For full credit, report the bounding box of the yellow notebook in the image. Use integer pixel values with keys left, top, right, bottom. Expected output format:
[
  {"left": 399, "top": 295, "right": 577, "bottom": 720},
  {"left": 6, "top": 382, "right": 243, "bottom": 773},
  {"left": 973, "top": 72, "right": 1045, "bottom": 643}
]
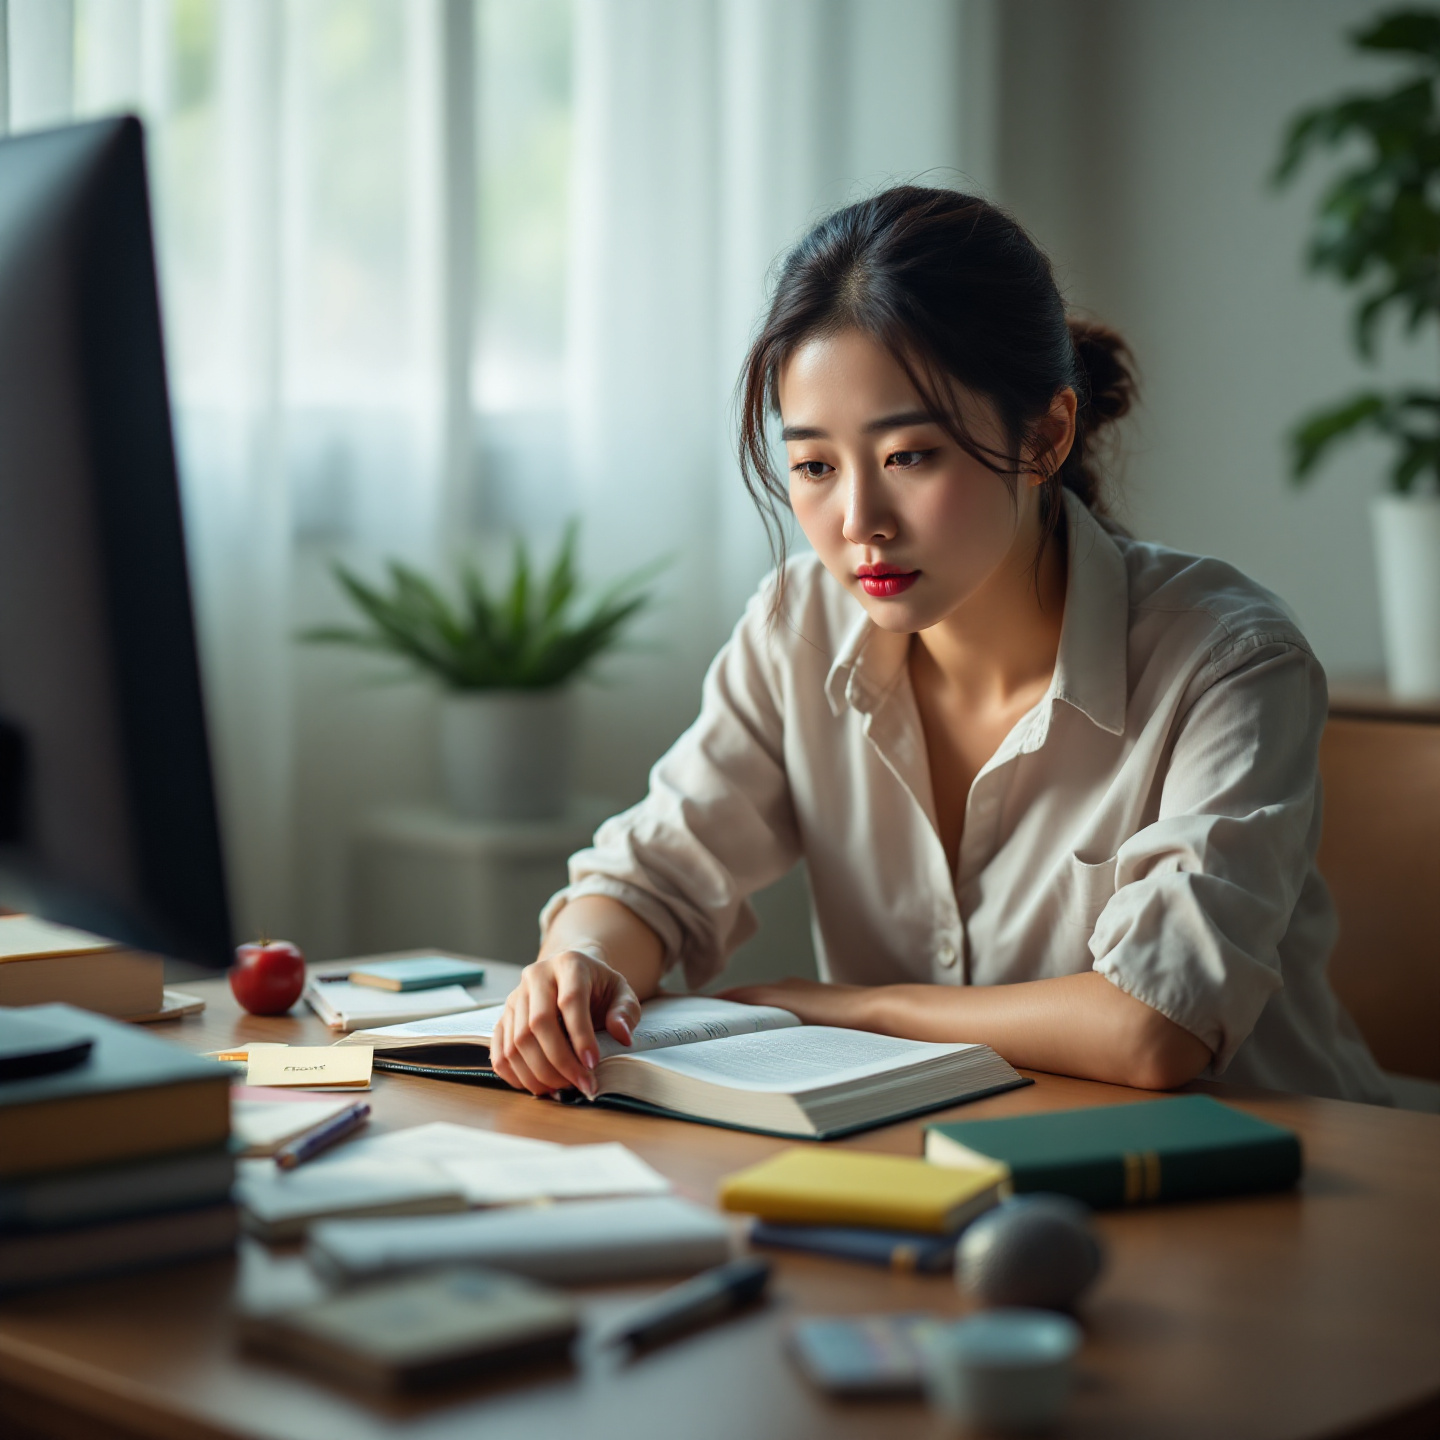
[{"left": 719, "top": 1148, "right": 1010, "bottom": 1234}]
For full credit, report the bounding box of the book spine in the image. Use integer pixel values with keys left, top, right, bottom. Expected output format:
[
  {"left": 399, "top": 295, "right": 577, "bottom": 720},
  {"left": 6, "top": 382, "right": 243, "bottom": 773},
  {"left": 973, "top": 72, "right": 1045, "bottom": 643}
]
[
  {"left": 1010, "top": 1134, "right": 1303, "bottom": 1207},
  {"left": 1147, "top": 1134, "right": 1304, "bottom": 1203}
]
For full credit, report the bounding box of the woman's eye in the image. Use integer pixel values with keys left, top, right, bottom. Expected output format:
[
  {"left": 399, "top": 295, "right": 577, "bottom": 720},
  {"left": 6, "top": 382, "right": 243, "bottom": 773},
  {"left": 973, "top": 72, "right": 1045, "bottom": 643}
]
[
  {"left": 887, "top": 449, "right": 934, "bottom": 469},
  {"left": 791, "top": 459, "right": 833, "bottom": 480}
]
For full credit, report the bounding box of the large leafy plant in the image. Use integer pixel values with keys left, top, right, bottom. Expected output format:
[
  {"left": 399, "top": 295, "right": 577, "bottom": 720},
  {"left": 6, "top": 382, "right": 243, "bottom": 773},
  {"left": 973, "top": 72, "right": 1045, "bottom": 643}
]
[
  {"left": 303, "top": 524, "right": 661, "bottom": 690},
  {"left": 1272, "top": 8, "right": 1440, "bottom": 492}
]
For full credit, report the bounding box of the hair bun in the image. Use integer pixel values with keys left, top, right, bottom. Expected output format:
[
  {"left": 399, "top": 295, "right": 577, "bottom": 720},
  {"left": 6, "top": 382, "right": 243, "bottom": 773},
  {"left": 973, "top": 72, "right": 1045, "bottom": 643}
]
[{"left": 1068, "top": 318, "right": 1136, "bottom": 430}]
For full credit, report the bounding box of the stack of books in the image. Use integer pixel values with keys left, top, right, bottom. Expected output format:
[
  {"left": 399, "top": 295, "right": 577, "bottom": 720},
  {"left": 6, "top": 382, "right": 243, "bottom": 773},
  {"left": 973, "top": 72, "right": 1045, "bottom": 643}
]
[
  {"left": 0, "top": 1004, "right": 236, "bottom": 1293},
  {"left": 720, "top": 1148, "right": 1010, "bottom": 1274}
]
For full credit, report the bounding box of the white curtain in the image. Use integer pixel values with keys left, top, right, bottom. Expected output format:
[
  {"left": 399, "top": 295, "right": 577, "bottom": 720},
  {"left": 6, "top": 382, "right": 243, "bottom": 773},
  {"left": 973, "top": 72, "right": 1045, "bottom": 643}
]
[
  {"left": 568, "top": 0, "right": 993, "bottom": 800},
  {"left": 2, "top": 0, "right": 993, "bottom": 962}
]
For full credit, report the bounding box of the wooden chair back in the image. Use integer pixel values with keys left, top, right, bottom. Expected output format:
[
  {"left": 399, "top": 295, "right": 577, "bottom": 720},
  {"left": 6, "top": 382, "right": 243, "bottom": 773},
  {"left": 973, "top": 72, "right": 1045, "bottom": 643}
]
[{"left": 1317, "top": 710, "right": 1440, "bottom": 1081}]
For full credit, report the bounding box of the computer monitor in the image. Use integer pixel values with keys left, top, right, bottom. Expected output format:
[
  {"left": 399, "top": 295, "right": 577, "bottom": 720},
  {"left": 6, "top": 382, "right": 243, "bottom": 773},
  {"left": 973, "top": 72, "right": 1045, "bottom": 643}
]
[{"left": 0, "top": 116, "right": 233, "bottom": 968}]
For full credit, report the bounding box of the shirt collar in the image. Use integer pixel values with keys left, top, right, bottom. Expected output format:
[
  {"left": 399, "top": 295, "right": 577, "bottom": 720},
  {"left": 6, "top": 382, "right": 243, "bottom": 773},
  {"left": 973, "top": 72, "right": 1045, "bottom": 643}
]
[
  {"left": 823, "top": 489, "right": 1129, "bottom": 734},
  {"left": 1052, "top": 490, "right": 1129, "bottom": 736}
]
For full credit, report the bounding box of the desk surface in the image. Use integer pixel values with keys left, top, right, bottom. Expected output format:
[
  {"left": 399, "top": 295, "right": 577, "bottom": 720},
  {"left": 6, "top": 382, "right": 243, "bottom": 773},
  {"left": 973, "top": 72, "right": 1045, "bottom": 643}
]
[{"left": 2, "top": 967, "right": 1438, "bottom": 1440}]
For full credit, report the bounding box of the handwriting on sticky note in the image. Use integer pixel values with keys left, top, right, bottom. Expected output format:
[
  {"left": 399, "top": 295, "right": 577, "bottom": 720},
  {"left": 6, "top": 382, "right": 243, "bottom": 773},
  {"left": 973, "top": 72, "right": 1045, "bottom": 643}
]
[{"left": 246, "top": 1045, "right": 373, "bottom": 1089}]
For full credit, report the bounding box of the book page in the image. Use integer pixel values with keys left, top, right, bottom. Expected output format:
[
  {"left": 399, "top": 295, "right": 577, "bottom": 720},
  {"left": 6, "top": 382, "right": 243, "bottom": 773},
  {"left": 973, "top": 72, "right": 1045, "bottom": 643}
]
[
  {"left": 597, "top": 996, "right": 799, "bottom": 1059},
  {"left": 611, "top": 1025, "right": 977, "bottom": 1093},
  {"left": 347, "top": 995, "right": 798, "bottom": 1058}
]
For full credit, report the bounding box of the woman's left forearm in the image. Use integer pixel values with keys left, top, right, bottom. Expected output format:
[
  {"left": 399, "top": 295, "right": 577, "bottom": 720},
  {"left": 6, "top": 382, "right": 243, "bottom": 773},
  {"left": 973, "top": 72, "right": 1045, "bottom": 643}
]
[
  {"left": 862, "top": 972, "right": 1212, "bottom": 1089},
  {"left": 724, "top": 971, "right": 1213, "bottom": 1090}
]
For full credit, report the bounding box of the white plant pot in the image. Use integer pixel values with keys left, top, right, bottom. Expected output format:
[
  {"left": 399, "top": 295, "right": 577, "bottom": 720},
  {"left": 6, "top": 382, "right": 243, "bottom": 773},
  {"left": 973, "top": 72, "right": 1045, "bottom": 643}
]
[
  {"left": 1371, "top": 493, "right": 1440, "bottom": 699},
  {"left": 438, "top": 688, "right": 575, "bottom": 822}
]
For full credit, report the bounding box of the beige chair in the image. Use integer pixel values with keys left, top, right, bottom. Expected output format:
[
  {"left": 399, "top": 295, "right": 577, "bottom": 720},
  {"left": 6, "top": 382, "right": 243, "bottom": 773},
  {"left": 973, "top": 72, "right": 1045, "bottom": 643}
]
[{"left": 1317, "top": 700, "right": 1440, "bottom": 1085}]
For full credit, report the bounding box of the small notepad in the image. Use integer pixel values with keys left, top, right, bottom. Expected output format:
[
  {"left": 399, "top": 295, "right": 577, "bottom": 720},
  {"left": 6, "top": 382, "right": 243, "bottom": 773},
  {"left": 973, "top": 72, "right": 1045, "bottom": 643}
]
[
  {"left": 348, "top": 956, "right": 488, "bottom": 992},
  {"left": 305, "top": 979, "right": 478, "bottom": 1033},
  {"left": 247, "top": 1045, "right": 373, "bottom": 1090}
]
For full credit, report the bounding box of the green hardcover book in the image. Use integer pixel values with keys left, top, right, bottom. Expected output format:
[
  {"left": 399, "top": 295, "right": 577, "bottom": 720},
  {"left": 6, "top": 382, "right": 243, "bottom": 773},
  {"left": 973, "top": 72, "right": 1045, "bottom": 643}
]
[{"left": 924, "top": 1095, "right": 1302, "bottom": 1208}]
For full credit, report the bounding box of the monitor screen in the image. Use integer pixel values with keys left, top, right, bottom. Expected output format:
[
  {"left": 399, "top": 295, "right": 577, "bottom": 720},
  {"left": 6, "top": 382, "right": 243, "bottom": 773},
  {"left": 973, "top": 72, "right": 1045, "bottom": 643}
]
[{"left": 0, "top": 116, "right": 232, "bottom": 967}]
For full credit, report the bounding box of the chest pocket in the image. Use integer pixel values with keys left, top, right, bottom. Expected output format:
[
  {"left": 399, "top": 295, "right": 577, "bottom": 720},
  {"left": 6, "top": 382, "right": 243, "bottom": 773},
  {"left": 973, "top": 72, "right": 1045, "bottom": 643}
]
[{"left": 1062, "top": 853, "right": 1119, "bottom": 931}]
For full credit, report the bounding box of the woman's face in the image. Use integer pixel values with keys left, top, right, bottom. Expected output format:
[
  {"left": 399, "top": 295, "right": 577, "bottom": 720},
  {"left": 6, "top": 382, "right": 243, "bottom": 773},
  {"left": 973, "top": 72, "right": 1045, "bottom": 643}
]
[{"left": 778, "top": 328, "right": 1042, "bottom": 635}]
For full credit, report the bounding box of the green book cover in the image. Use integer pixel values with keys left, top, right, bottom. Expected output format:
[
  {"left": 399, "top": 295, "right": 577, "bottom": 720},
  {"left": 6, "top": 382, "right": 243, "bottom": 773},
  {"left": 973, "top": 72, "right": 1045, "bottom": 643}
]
[{"left": 924, "top": 1095, "right": 1302, "bottom": 1208}]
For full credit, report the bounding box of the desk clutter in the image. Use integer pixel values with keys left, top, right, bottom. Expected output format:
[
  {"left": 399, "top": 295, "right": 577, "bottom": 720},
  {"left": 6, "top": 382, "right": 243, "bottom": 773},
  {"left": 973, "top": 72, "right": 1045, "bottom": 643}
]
[
  {"left": 302, "top": 951, "right": 492, "bottom": 1031},
  {"left": 0, "top": 1005, "right": 236, "bottom": 1294},
  {"left": 0, "top": 971, "right": 1315, "bottom": 1432},
  {"left": 233, "top": 1120, "right": 674, "bottom": 1244}
]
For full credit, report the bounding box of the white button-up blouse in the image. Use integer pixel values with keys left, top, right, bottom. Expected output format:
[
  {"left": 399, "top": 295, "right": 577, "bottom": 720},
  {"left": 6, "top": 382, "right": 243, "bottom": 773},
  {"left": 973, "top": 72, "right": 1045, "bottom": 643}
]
[{"left": 544, "top": 493, "right": 1391, "bottom": 1104}]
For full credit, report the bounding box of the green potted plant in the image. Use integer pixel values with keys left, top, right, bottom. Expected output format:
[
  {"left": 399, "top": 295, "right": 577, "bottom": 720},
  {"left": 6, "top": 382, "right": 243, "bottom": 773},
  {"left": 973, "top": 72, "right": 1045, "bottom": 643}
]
[
  {"left": 1273, "top": 8, "right": 1440, "bottom": 697},
  {"left": 304, "top": 524, "right": 661, "bottom": 821}
]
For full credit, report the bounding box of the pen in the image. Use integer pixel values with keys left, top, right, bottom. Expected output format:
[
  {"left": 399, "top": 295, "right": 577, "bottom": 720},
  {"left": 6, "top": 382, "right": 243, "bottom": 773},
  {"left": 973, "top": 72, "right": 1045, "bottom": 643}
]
[
  {"left": 606, "top": 1257, "right": 772, "bottom": 1353},
  {"left": 273, "top": 1100, "right": 372, "bottom": 1170}
]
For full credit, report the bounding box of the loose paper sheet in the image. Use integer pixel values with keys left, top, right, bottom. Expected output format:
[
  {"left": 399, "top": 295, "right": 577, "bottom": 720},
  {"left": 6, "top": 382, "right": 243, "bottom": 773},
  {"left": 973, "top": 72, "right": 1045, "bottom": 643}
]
[
  {"left": 439, "top": 1143, "right": 671, "bottom": 1205},
  {"left": 231, "top": 1092, "right": 361, "bottom": 1154},
  {"left": 308, "top": 1121, "right": 670, "bottom": 1206}
]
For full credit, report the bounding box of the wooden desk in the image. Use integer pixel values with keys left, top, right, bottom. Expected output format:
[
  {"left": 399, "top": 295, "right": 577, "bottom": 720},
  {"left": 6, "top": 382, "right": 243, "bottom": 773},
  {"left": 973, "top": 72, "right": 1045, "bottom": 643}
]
[{"left": 2, "top": 970, "right": 1438, "bottom": 1440}]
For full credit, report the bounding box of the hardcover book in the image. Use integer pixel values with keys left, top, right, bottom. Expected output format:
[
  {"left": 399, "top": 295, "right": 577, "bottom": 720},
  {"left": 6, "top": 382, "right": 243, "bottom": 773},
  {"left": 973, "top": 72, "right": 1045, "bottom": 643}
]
[
  {"left": 0, "top": 1005, "right": 230, "bottom": 1179},
  {"left": 924, "top": 1095, "right": 1303, "bottom": 1207},
  {"left": 239, "top": 1267, "right": 577, "bottom": 1391},
  {"left": 337, "top": 996, "right": 1027, "bottom": 1139},
  {"left": 0, "top": 914, "right": 163, "bottom": 1017}
]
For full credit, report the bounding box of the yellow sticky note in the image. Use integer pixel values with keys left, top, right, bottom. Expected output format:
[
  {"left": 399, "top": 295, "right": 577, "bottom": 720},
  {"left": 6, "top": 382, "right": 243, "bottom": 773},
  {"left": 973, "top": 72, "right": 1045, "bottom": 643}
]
[{"left": 246, "top": 1045, "right": 373, "bottom": 1090}]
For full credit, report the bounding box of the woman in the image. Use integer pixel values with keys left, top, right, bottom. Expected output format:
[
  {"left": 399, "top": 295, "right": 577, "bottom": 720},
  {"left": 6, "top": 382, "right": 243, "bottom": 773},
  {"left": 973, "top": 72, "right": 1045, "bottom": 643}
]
[{"left": 491, "top": 186, "right": 1390, "bottom": 1106}]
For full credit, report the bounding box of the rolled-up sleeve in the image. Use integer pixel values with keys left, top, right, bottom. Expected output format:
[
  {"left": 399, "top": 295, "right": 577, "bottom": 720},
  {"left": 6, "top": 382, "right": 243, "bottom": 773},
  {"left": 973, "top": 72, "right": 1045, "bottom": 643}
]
[
  {"left": 1089, "top": 633, "right": 1328, "bottom": 1071},
  {"left": 539, "top": 582, "right": 802, "bottom": 990}
]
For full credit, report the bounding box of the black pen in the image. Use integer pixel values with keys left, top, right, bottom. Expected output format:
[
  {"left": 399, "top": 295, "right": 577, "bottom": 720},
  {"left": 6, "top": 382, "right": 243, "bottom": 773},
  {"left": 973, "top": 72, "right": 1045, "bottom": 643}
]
[{"left": 606, "top": 1257, "right": 772, "bottom": 1353}]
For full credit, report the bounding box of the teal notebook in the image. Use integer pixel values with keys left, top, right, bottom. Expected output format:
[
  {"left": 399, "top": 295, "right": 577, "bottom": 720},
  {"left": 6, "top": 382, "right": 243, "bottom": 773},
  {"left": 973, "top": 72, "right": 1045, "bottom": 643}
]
[
  {"left": 348, "top": 956, "right": 487, "bottom": 992},
  {"left": 924, "top": 1095, "right": 1302, "bottom": 1208}
]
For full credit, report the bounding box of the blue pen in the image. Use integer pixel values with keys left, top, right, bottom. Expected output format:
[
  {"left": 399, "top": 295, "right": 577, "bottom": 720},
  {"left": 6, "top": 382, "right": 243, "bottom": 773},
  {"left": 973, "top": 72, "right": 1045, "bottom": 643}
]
[{"left": 273, "top": 1101, "right": 372, "bottom": 1170}]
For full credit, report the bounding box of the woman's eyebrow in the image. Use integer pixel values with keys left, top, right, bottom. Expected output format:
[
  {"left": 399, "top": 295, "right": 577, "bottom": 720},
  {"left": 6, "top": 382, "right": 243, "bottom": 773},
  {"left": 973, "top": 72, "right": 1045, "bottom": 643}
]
[
  {"left": 863, "top": 409, "right": 937, "bottom": 433},
  {"left": 781, "top": 410, "right": 937, "bottom": 442}
]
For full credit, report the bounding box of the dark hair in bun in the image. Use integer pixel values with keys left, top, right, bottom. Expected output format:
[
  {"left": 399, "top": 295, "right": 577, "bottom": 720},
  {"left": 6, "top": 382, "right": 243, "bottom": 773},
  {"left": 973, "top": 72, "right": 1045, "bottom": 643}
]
[{"left": 738, "top": 186, "right": 1137, "bottom": 573}]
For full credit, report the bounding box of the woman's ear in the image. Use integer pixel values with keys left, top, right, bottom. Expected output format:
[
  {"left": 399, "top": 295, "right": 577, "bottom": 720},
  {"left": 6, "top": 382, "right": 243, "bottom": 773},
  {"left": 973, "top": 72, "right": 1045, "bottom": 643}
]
[{"left": 1026, "top": 387, "right": 1079, "bottom": 483}]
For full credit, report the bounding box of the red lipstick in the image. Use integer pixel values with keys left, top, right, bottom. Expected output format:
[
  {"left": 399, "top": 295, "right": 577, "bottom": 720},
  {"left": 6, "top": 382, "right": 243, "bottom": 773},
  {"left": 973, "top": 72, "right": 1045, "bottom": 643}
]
[{"left": 855, "top": 564, "right": 919, "bottom": 598}]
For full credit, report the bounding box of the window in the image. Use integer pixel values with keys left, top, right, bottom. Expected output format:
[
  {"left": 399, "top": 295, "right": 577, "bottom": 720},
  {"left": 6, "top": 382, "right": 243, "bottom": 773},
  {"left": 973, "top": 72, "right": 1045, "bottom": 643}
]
[{"left": 70, "top": 0, "right": 577, "bottom": 545}]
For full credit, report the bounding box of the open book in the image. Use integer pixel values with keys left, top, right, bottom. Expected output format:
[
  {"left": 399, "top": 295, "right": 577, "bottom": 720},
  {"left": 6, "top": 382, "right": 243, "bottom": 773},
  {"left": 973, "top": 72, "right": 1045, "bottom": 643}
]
[{"left": 336, "top": 996, "right": 1027, "bottom": 1139}]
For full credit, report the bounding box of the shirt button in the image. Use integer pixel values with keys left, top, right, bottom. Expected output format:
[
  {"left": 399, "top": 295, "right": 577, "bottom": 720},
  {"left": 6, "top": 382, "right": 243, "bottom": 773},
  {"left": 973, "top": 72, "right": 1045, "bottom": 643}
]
[{"left": 937, "top": 941, "right": 958, "bottom": 968}]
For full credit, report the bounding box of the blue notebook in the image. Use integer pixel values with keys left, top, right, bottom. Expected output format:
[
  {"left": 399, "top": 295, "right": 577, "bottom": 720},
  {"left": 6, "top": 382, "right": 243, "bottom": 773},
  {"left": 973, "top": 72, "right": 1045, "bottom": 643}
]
[{"left": 750, "top": 1220, "right": 957, "bottom": 1273}]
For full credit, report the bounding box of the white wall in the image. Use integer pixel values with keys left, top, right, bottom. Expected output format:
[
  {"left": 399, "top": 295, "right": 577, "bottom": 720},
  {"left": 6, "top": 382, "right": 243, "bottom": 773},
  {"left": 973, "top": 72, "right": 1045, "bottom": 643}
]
[{"left": 994, "top": 0, "right": 1435, "bottom": 678}]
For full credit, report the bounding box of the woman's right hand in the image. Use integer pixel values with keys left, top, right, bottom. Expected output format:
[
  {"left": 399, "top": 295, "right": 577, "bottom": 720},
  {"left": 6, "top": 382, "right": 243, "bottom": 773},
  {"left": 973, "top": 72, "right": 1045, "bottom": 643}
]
[{"left": 490, "top": 949, "right": 642, "bottom": 1098}]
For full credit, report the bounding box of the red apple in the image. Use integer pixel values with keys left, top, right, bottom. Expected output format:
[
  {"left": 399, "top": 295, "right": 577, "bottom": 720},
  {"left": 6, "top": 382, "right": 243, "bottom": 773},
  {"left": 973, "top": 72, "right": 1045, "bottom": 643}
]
[{"left": 229, "top": 938, "right": 306, "bottom": 1016}]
